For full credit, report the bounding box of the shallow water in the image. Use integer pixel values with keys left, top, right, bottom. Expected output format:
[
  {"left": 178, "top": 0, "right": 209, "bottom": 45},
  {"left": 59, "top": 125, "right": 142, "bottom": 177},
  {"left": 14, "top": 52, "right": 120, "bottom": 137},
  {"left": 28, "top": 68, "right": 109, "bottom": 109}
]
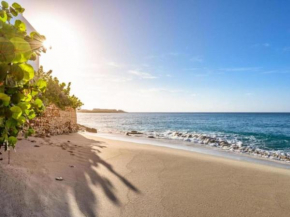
[{"left": 77, "top": 113, "right": 290, "bottom": 154}]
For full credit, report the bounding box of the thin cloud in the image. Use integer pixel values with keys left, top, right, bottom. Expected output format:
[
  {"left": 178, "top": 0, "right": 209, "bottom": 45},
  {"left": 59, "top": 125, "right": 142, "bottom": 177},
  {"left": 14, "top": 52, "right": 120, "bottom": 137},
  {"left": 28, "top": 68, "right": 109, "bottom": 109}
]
[
  {"left": 128, "top": 70, "right": 157, "bottom": 79},
  {"left": 140, "top": 88, "right": 184, "bottom": 93},
  {"left": 260, "top": 70, "right": 290, "bottom": 74},
  {"left": 106, "top": 61, "right": 124, "bottom": 68},
  {"left": 245, "top": 92, "right": 254, "bottom": 96},
  {"left": 190, "top": 56, "right": 203, "bottom": 62},
  {"left": 146, "top": 52, "right": 181, "bottom": 59},
  {"left": 183, "top": 68, "right": 201, "bottom": 71},
  {"left": 252, "top": 43, "right": 271, "bottom": 48},
  {"left": 220, "top": 67, "right": 261, "bottom": 72},
  {"left": 283, "top": 47, "right": 290, "bottom": 52}
]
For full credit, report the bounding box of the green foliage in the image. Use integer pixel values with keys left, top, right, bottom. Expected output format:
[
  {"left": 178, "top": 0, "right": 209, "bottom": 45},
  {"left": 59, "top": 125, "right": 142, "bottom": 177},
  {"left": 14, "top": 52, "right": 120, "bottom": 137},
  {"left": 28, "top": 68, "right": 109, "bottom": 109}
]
[
  {"left": 36, "top": 66, "right": 83, "bottom": 109},
  {"left": 0, "top": 2, "right": 47, "bottom": 150}
]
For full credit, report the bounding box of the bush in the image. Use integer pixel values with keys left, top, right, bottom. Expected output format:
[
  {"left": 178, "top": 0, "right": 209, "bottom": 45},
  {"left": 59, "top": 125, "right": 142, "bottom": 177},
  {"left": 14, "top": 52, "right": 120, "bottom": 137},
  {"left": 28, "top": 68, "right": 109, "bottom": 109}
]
[
  {"left": 36, "top": 66, "right": 83, "bottom": 109},
  {"left": 0, "top": 1, "right": 47, "bottom": 150}
]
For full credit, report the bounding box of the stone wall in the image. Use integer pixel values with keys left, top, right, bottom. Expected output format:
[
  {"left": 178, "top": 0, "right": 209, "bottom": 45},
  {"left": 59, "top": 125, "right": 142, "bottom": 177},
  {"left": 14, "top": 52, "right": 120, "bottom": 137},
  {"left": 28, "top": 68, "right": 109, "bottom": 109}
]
[{"left": 31, "top": 104, "right": 78, "bottom": 136}]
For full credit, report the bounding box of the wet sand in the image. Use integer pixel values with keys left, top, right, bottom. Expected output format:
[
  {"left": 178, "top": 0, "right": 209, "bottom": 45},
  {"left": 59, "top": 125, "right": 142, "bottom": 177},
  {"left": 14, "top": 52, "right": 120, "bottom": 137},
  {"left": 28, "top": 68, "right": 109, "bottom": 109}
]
[{"left": 1, "top": 132, "right": 290, "bottom": 217}]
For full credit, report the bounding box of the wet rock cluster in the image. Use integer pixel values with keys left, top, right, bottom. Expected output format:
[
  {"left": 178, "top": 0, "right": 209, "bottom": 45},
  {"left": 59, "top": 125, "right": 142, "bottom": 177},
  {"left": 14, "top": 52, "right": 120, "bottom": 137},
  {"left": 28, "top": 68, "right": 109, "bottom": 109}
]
[
  {"left": 126, "top": 131, "right": 143, "bottom": 136},
  {"left": 158, "top": 131, "right": 290, "bottom": 163},
  {"left": 78, "top": 124, "right": 97, "bottom": 133}
]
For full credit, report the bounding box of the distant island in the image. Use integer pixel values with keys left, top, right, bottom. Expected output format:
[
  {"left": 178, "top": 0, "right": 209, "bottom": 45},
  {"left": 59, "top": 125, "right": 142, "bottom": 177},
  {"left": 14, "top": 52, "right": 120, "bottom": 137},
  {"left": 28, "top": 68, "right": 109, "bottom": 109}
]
[{"left": 77, "top": 108, "right": 126, "bottom": 113}]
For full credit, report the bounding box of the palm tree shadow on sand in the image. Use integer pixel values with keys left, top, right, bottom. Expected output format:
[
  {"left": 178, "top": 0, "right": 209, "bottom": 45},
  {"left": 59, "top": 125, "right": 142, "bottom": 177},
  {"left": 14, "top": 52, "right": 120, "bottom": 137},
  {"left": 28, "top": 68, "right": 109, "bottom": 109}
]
[{"left": 63, "top": 134, "right": 140, "bottom": 217}]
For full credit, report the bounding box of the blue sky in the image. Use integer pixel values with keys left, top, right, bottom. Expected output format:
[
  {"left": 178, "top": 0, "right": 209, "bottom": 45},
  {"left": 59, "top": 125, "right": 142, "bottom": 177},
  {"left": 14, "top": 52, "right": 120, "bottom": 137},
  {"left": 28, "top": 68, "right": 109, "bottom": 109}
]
[{"left": 15, "top": 0, "right": 290, "bottom": 111}]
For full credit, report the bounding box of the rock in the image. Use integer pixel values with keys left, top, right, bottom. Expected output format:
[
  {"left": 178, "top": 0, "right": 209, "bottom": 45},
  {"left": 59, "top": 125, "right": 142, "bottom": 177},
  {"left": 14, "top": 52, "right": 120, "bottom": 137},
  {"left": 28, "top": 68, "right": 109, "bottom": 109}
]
[
  {"left": 148, "top": 136, "right": 155, "bottom": 139},
  {"left": 129, "top": 131, "right": 143, "bottom": 135},
  {"left": 34, "top": 145, "right": 40, "bottom": 147},
  {"left": 77, "top": 124, "right": 97, "bottom": 133},
  {"left": 86, "top": 127, "right": 97, "bottom": 133},
  {"left": 220, "top": 141, "right": 230, "bottom": 147},
  {"left": 55, "top": 177, "right": 64, "bottom": 181},
  {"left": 70, "top": 165, "right": 75, "bottom": 168},
  {"left": 126, "top": 132, "right": 130, "bottom": 136},
  {"left": 0, "top": 158, "right": 3, "bottom": 161},
  {"left": 31, "top": 140, "right": 36, "bottom": 143}
]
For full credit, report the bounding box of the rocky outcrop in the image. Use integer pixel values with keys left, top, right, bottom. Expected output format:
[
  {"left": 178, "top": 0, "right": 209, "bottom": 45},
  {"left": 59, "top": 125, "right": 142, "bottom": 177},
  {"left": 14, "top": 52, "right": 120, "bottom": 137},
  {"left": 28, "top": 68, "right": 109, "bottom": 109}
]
[
  {"left": 30, "top": 104, "right": 78, "bottom": 136},
  {"left": 78, "top": 124, "right": 97, "bottom": 133}
]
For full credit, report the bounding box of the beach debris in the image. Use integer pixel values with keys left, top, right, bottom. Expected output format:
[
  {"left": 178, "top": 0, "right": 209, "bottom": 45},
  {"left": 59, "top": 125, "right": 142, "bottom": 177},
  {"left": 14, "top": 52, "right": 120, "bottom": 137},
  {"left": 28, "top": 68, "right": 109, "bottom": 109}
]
[
  {"left": 70, "top": 165, "right": 75, "bottom": 168},
  {"left": 30, "top": 140, "right": 36, "bottom": 143},
  {"left": 34, "top": 145, "right": 40, "bottom": 147},
  {"left": 148, "top": 136, "right": 155, "bottom": 139},
  {"left": 0, "top": 158, "right": 3, "bottom": 161},
  {"left": 55, "top": 177, "right": 64, "bottom": 181},
  {"left": 126, "top": 131, "right": 143, "bottom": 136},
  {"left": 67, "top": 140, "right": 70, "bottom": 143}
]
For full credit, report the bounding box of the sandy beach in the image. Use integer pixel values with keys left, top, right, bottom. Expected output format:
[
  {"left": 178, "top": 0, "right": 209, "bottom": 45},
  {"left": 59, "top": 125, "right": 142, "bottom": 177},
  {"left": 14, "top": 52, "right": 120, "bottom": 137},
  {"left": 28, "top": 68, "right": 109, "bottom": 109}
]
[{"left": 1, "top": 132, "right": 290, "bottom": 217}]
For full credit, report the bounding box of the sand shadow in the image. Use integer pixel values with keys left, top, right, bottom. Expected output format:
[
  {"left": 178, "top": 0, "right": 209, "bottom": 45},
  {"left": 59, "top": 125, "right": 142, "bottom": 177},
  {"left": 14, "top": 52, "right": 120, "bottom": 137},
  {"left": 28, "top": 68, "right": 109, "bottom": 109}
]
[
  {"left": 0, "top": 133, "right": 140, "bottom": 217},
  {"left": 62, "top": 134, "right": 140, "bottom": 217}
]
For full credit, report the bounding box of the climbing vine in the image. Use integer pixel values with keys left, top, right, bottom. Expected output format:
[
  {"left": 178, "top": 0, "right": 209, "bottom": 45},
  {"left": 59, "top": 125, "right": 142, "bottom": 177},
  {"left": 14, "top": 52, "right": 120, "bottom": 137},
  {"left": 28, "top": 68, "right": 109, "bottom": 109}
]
[{"left": 0, "top": 1, "right": 47, "bottom": 150}]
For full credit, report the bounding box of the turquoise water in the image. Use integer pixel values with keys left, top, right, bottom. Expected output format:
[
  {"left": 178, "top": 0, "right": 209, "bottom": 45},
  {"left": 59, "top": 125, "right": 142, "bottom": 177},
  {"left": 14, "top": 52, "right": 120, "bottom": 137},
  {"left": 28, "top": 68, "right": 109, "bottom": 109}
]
[{"left": 77, "top": 113, "right": 290, "bottom": 153}]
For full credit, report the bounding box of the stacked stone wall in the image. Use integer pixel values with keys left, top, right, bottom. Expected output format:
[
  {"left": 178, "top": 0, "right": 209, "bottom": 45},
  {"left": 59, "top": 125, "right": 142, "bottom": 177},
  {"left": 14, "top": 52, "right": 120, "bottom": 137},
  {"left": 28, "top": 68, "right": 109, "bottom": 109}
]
[{"left": 31, "top": 104, "right": 78, "bottom": 136}]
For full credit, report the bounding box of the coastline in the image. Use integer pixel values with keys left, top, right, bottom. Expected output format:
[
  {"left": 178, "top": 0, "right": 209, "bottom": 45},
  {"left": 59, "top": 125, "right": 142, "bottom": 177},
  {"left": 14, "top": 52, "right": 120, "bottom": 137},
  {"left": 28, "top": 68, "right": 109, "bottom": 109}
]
[
  {"left": 1, "top": 132, "right": 290, "bottom": 216},
  {"left": 90, "top": 132, "right": 290, "bottom": 169}
]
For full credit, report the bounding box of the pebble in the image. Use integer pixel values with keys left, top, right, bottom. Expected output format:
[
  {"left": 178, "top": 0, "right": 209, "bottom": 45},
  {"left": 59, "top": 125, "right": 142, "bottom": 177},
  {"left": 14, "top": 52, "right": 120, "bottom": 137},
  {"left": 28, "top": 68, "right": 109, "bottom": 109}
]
[{"left": 55, "top": 177, "right": 64, "bottom": 181}]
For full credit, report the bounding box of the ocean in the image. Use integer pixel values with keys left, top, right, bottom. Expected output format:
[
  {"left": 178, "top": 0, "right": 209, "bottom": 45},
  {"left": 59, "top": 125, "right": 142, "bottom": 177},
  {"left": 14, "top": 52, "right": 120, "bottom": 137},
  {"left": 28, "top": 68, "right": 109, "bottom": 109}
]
[{"left": 77, "top": 113, "right": 290, "bottom": 160}]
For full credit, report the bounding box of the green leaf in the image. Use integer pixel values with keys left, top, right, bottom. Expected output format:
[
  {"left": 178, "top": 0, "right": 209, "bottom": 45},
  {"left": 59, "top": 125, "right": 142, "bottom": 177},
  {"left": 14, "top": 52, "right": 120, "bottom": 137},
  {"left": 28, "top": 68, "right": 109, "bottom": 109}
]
[
  {"left": 27, "top": 127, "right": 34, "bottom": 136},
  {"left": 23, "top": 93, "right": 32, "bottom": 102},
  {"left": 34, "top": 98, "right": 43, "bottom": 108},
  {"left": 31, "top": 90, "right": 38, "bottom": 96},
  {"left": 0, "top": 93, "right": 10, "bottom": 106},
  {"left": 17, "top": 116, "right": 25, "bottom": 125},
  {"left": 14, "top": 20, "right": 26, "bottom": 32},
  {"left": 0, "top": 10, "right": 7, "bottom": 22},
  {"left": 19, "top": 63, "right": 34, "bottom": 81},
  {"left": 11, "top": 93, "right": 21, "bottom": 104},
  {"left": 28, "top": 110, "right": 35, "bottom": 119},
  {"left": 8, "top": 136, "right": 17, "bottom": 146},
  {"left": 9, "top": 7, "right": 18, "bottom": 16},
  {"left": 10, "top": 105, "right": 22, "bottom": 119},
  {"left": 12, "top": 2, "right": 21, "bottom": 8},
  {"left": 12, "top": 3, "right": 25, "bottom": 14},
  {"left": 6, "top": 12, "right": 12, "bottom": 21},
  {"left": 36, "top": 79, "right": 46, "bottom": 90},
  {"left": 1, "top": 1, "right": 9, "bottom": 9},
  {"left": 18, "top": 102, "right": 31, "bottom": 111},
  {"left": 10, "top": 37, "right": 32, "bottom": 63},
  {"left": 10, "top": 64, "right": 24, "bottom": 81},
  {"left": 0, "top": 63, "right": 8, "bottom": 81},
  {"left": 5, "top": 118, "right": 16, "bottom": 128},
  {"left": 29, "top": 52, "right": 36, "bottom": 61},
  {"left": 0, "top": 37, "right": 15, "bottom": 63}
]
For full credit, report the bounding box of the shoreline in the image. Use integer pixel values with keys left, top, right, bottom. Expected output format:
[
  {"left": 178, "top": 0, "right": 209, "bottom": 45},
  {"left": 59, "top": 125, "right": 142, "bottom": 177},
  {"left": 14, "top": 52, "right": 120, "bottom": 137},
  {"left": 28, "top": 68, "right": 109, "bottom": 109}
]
[{"left": 91, "top": 132, "right": 290, "bottom": 170}]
